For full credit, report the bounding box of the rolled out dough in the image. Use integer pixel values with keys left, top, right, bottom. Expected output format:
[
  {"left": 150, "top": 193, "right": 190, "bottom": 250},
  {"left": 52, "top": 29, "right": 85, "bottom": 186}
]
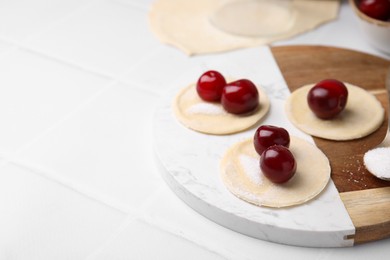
[
  {"left": 220, "top": 136, "right": 331, "bottom": 208},
  {"left": 173, "top": 82, "right": 270, "bottom": 135},
  {"left": 209, "top": 0, "right": 296, "bottom": 37},
  {"left": 149, "top": 0, "right": 340, "bottom": 55},
  {"left": 285, "top": 83, "right": 385, "bottom": 141}
]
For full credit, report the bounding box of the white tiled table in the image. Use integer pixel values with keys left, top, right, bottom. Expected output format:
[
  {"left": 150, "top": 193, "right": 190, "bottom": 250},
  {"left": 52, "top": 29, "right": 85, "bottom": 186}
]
[{"left": 0, "top": 0, "right": 389, "bottom": 259}]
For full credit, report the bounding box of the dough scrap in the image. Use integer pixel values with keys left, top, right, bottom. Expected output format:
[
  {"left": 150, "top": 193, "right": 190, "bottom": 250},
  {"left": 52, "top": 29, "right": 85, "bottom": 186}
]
[
  {"left": 173, "top": 82, "right": 270, "bottom": 135},
  {"left": 220, "top": 136, "right": 331, "bottom": 208},
  {"left": 285, "top": 83, "right": 385, "bottom": 141},
  {"left": 209, "top": 0, "right": 296, "bottom": 37},
  {"left": 149, "top": 0, "right": 340, "bottom": 55}
]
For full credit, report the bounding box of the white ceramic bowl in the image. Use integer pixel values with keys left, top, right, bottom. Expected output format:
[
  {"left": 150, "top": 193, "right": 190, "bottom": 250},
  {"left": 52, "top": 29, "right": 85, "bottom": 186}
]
[{"left": 349, "top": 0, "right": 390, "bottom": 54}]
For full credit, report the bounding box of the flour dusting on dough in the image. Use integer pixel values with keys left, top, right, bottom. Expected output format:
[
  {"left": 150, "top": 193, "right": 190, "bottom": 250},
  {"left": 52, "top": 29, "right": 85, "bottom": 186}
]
[
  {"left": 239, "top": 155, "right": 263, "bottom": 185},
  {"left": 220, "top": 137, "right": 330, "bottom": 208},
  {"left": 149, "top": 0, "right": 340, "bottom": 55},
  {"left": 187, "top": 103, "right": 227, "bottom": 115},
  {"left": 173, "top": 82, "right": 270, "bottom": 135}
]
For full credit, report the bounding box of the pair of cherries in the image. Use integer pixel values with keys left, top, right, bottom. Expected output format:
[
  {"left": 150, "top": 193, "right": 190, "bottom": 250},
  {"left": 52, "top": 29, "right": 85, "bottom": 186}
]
[
  {"left": 254, "top": 125, "right": 296, "bottom": 184},
  {"left": 196, "top": 70, "right": 259, "bottom": 114}
]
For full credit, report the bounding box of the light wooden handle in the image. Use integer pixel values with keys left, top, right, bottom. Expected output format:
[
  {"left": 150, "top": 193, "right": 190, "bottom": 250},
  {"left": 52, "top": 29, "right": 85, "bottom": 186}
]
[{"left": 340, "top": 187, "right": 390, "bottom": 244}]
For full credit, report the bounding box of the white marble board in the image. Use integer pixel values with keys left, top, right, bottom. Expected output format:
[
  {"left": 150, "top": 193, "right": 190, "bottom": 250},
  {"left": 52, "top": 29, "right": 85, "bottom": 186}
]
[{"left": 153, "top": 47, "right": 356, "bottom": 247}]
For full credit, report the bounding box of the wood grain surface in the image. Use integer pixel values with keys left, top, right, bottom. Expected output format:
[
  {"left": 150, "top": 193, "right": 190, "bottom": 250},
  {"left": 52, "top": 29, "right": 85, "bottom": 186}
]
[
  {"left": 271, "top": 45, "right": 390, "bottom": 244},
  {"left": 340, "top": 187, "right": 390, "bottom": 244}
]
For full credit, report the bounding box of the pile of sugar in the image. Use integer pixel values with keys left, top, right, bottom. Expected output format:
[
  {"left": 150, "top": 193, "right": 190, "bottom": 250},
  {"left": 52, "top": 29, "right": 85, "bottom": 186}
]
[
  {"left": 239, "top": 154, "right": 263, "bottom": 185},
  {"left": 187, "top": 103, "right": 227, "bottom": 115},
  {"left": 363, "top": 147, "right": 390, "bottom": 180}
]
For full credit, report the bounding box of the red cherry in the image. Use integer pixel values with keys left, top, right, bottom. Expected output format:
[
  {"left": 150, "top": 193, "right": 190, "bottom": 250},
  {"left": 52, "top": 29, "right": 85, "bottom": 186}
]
[
  {"left": 196, "top": 70, "right": 227, "bottom": 102},
  {"left": 221, "top": 79, "right": 259, "bottom": 114},
  {"left": 260, "top": 145, "right": 297, "bottom": 184},
  {"left": 253, "top": 125, "right": 290, "bottom": 156},
  {"left": 358, "top": 0, "right": 390, "bottom": 21},
  {"left": 307, "top": 79, "right": 348, "bottom": 119}
]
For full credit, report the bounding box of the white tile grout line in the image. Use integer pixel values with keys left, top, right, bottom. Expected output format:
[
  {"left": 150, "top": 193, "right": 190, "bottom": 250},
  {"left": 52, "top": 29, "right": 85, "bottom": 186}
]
[
  {"left": 0, "top": 41, "right": 159, "bottom": 157},
  {"left": 0, "top": 0, "right": 97, "bottom": 46},
  {"left": 137, "top": 213, "right": 236, "bottom": 260},
  {"left": 0, "top": 0, "right": 162, "bottom": 159},
  {"left": 4, "top": 154, "right": 234, "bottom": 260},
  {"left": 2, "top": 40, "right": 163, "bottom": 97},
  {"left": 0, "top": 80, "right": 116, "bottom": 189},
  {"left": 0, "top": 77, "right": 233, "bottom": 259},
  {"left": 4, "top": 148, "right": 238, "bottom": 260},
  {"left": 0, "top": 43, "right": 20, "bottom": 58},
  {"left": 0, "top": 38, "right": 247, "bottom": 260},
  {"left": 85, "top": 187, "right": 234, "bottom": 260},
  {"left": 0, "top": 57, "right": 235, "bottom": 260},
  {"left": 0, "top": 0, "right": 155, "bottom": 46},
  {"left": 84, "top": 188, "right": 168, "bottom": 260},
  {"left": 10, "top": 80, "right": 116, "bottom": 156},
  {"left": 109, "top": 0, "right": 151, "bottom": 12},
  {"left": 0, "top": 1, "right": 244, "bottom": 258},
  {"left": 85, "top": 214, "right": 138, "bottom": 260},
  {"left": 7, "top": 157, "right": 133, "bottom": 214},
  {"left": 128, "top": 188, "right": 241, "bottom": 260},
  {"left": 0, "top": 0, "right": 164, "bottom": 97}
]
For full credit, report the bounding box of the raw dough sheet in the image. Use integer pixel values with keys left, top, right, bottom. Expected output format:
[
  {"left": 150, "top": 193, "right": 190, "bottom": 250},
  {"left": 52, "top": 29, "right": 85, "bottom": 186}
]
[{"left": 149, "top": 0, "right": 340, "bottom": 55}]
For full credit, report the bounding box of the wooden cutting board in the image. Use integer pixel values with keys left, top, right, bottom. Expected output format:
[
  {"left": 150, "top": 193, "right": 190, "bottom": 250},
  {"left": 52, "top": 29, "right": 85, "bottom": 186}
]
[{"left": 272, "top": 45, "right": 390, "bottom": 244}]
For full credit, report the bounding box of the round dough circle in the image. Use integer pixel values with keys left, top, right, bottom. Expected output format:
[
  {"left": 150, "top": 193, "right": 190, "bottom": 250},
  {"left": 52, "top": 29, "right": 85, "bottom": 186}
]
[
  {"left": 220, "top": 136, "right": 331, "bottom": 208},
  {"left": 285, "top": 83, "right": 384, "bottom": 141},
  {"left": 173, "top": 82, "right": 270, "bottom": 135}
]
